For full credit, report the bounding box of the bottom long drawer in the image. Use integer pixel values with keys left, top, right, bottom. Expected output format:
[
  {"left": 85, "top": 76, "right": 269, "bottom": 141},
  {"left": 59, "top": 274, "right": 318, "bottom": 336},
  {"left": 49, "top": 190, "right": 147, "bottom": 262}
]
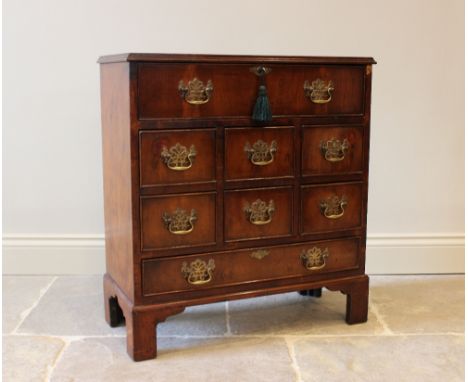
[{"left": 142, "top": 237, "right": 361, "bottom": 296}]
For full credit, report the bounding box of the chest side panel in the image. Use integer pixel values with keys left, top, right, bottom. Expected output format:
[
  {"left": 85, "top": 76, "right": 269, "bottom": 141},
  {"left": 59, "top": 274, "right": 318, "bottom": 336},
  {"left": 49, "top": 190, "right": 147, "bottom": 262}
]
[{"left": 100, "top": 63, "right": 135, "bottom": 301}]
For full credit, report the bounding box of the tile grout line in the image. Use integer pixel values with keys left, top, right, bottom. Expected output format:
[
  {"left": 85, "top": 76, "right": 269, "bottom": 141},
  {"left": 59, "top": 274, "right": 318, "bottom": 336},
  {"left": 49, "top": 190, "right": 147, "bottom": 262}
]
[
  {"left": 284, "top": 336, "right": 304, "bottom": 382},
  {"left": 225, "top": 301, "right": 232, "bottom": 336},
  {"left": 6, "top": 332, "right": 464, "bottom": 340},
  {"left": 369, "top": 298, "right": 394, "bottom": 335},
  {"left": 43, "top": 337, "right": 71, "bottom": 382},
  {"left": 4, "top": 333, "right": 127, "bottom": 340},
  {"left": 156, "top": 332, "right": 465, "bottom": 338},
  {"left": 11, "top": 276, "right": 58, "bottom": 334}
]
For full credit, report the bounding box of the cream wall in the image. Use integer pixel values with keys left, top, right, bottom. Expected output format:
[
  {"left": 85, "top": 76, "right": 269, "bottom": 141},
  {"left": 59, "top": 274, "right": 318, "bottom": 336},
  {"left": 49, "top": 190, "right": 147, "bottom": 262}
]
[{"left": 3, "top": 0, "right": 464, "bottom": 273}]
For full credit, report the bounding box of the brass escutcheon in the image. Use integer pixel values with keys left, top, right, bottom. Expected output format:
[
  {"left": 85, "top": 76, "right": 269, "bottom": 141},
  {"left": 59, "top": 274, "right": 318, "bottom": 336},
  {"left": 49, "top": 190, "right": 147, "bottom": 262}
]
[
  {"left": 244, "top": 140, "right": 277, "bottom": 166},
  {"left": 243, "top": 199, "right": 275, "bottom": 225},
  {"left": 250, "top": 66, "right": 272, "bottom": 77},
  {"left": 300, "top": 247, "right": 329, "bottom": 271},
  {"left": 320, "top": 196, "right": 347, "bottom": 219},
  {"left": 320, "top": 138, "right": 349, "bottom": 162},
  {"left": 161, "top": 143, "right": 197, "bottom": 171},
  {"left": 162, "top": 208, "right": 197, "bottom": 235},
  {"left": 249, "top": 249, "right": 270, "bottom": 260},
  {"left": 304, "top": 79, "right": 334, "bottom": 104},
  {"left": 178, "top": 78, "right": 213, "bottom": 105},
  {"left": 181, "top": 258, "right": 215, "bottom": 285}
]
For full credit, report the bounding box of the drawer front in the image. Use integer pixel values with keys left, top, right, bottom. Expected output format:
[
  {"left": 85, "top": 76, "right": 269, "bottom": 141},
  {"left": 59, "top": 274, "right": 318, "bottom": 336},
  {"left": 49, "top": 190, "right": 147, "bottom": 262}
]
[
  {"left": 138, "top": 63, "right": 364, "bottom": 119},
  {"left": 140, "top": 129, "right": 216, "bottom": 187},
  {"left": 140, "top": 192, "right": 216, "bottom": 250},
  {"left": 224, "top": 187, "right": 293, "bottom": 242},
  {"left": 142, "top": 237, "right": 360, "bottom": 296},
  {"left": 225, "top": 127, "right": 294, "bottom": 181},
  {"left": 302, "top": 126, "right": 364, "bottom": 176},
  {"left": 301, "top": 183, "right": 362, "bottom": 234}
]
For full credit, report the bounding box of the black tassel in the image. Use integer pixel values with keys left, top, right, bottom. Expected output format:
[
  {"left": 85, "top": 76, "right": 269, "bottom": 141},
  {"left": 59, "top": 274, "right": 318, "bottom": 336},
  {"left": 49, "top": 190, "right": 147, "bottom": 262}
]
[{"left": 252, "top": 84, "right": 272, "bottom": 122}]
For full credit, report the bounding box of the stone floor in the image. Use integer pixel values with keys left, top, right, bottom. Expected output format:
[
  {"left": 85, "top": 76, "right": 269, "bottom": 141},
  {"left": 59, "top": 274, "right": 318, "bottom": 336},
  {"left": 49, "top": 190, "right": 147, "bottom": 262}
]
[{"left": 2, "top": 275, "right": 464, "bottom": 382}]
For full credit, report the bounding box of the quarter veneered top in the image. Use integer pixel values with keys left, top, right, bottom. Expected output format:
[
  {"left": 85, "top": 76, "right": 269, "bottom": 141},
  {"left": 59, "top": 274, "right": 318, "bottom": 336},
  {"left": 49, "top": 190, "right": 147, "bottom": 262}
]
[{"left": 97, "top": 53, "right": 376, "bottom": 65}]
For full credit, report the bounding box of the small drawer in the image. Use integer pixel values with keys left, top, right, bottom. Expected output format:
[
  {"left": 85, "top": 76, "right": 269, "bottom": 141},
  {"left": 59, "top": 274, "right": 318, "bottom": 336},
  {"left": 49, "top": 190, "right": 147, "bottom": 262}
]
[
  {"left": 224, "top": 187, "right": 293, "bottom": 242},
  {"left": 140, "top": 129, "right": 216, "bottom": 187},
  {"left": 140, "top": 192, "right": 216, "bottom": 251},
  {"left": 301, "top": 183, "right": 362, "bottom": 234},
  {"left": 225, "top": 127, "right": 294, "bottom": 181},
  {"left": 142, "top": 237, "right": 361, "bottom": 296},
  {"left": 137, "top": 63, "right": 365, "bottom": 119},
  {"left": 302, "top": 126, "right": 364, "bottom": 176}
]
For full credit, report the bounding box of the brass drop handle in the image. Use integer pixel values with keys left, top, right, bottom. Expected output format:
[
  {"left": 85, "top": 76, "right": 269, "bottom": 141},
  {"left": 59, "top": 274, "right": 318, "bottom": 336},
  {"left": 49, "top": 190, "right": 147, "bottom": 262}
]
[
  {"left": 304, "top": 79, "right": 334, "bottom": 104},
  {"left": 243, "top": 199, "right": 275, "bottom": 225},
  {"left": 178, "top": 78, "right": 213, "bottom": 105},
  {"left": 161, "top": 143, "right": 197, "bottom": 171},
  {"left": 300, "top": 247, "right": 329, "bottom": 271},
  {"left": 162, "top": 208, "right": 197, "bottom": 235},
  {"left": 249, "top": 249, "right": 270, "bottom": 260},
  {"left": 181, "top": 258, "right": 215, "bottom": 285},
  {"left": 320, "top": 196, "right": 347, "bottom": 219},
  {"left": 320, "top": 139, "right": 349, "bottom": 162},
  {"left": 244, "top": 140, "right": 277, "bottom": 166}
]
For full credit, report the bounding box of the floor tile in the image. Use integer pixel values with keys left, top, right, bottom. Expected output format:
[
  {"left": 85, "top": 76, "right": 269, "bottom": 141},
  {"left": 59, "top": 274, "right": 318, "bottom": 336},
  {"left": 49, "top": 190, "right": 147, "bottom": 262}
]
[
  {"left": 17, "top": 275, "right": 125, "bottom": 336},
  {"left": 2, "top": 276, "right": 55, "bottom": 333},
  {"left": 4, "top": 275, "right": 464, "bottom": 381},
  {"left": 159, "top": 302, "right": 227, "bottom": 336},
  {"left": 228, "top": 290, "right": 384, "bottom": 335},
  {"left": 293, "top": 334, "right": 464, "bottom": 382},
  {"left": 17, "top": 275, "right": 228, "bottom": 337},
  {"left": 3, "top": 335, "right": 64, "bottom": 382},
  {"left": 370, "top": 275, "right": 464, "bottom": 333},
  {"left": 50, "top": 336, "right": 295, "bottom": 382}
]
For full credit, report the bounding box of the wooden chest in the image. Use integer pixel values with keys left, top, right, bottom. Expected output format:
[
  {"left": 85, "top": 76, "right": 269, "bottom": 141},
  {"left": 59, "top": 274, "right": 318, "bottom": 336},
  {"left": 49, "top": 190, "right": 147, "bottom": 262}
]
[{"left": 99, "top": 53, "right": 376, "bottom": 361}]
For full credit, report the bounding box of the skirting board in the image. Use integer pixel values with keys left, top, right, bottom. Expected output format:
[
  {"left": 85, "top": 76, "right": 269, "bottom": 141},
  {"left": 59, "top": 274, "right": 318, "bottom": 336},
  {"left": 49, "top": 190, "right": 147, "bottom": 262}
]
[{"left": 2, "top": 233, "right": 465, "bottom": 275}]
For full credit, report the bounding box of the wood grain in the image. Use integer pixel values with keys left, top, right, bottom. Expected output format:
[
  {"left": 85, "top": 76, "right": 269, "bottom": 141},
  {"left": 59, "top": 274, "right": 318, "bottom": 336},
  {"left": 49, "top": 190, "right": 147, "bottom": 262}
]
[
  {"left": 140, "top": 128, "right": 216, "bottom": 187},
  {"left": 301, "top": 182, "right": 363, "bottom": 234},
  {"left": 140, "top": 192, "right": 216, "bottom": 251},
  {"left": 98, "top": 52, "right": 376, "bottom": 65},
  {"left": 99, "top": 53, "right": 375, "bottom": 361},
  {"left": 142, "top": 237, "right": 360, "bottom": 296},
  {"left": 137, "top": 63, "right": 365, "bottom": 119},
  {"left": 224, "top": 187, "right": 294, "bottom": 242},
  {"left": 225, "top": 126, "right": 294, "bottom": 181},
  {"left": 302, "top": 125, "right": 364, "bottom": 176},
  {"left": 100, "top": 63, "right": 135, "bottom": 301}
]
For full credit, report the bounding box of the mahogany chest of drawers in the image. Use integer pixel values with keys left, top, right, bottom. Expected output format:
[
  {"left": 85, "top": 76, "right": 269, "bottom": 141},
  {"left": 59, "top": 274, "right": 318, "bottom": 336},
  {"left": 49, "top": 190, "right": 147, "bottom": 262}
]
[{"left": 99, "top": 53, "right": 376, "bottom": 361}]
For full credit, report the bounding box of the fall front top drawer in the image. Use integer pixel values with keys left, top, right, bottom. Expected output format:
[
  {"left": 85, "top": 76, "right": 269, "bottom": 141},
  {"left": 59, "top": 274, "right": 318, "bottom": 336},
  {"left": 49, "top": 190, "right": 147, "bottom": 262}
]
[
  {"left": 140, "top": 129, "right": 216, "bottom": 187},
  {"left": 141, "top": 237, "right": 361, "bottom": 296},
  {"left": 137, "top": 63, "right": 365, "bottom": 119},
  {"left": 225, "top": 126, "right": 294, "bottom": 181}
]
